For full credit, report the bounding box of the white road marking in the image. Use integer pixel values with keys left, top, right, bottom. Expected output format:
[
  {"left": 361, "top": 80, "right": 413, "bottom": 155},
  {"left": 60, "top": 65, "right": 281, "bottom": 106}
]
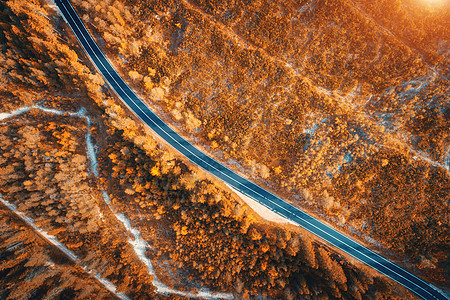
[{"left": 55, "top": 1, "right": 448, "bottom": 299}]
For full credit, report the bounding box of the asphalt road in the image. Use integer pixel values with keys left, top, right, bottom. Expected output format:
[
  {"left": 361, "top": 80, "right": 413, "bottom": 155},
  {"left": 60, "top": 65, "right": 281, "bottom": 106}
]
[{"left": 54, "top": 0, "right": 448, "bottom": 299}]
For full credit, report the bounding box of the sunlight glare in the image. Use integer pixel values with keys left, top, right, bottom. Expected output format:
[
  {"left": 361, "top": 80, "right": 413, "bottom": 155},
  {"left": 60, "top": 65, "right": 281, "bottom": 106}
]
[
  {"left": 420, "top": 0, "right": 446, "bottom": 5},
  {"left": 418, "top": 0, "right": 448, "bottom": 12}
]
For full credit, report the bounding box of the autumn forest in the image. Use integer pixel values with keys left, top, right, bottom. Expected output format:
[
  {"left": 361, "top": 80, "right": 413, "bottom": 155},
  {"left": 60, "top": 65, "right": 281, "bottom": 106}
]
[{"left": 0, "top": 0, "right": 448, "bottom": 299}]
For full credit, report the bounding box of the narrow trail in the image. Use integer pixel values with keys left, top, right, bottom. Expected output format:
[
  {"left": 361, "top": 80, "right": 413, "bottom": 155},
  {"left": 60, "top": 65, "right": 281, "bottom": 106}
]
[
  {"left": 0, "top": 197, "right": 129, "bottom": 300},
  {"left": 52, "top": 0, "right": 450, "bottom": 297},
  {"left": 180, "top": 0, "right": 258, "bottom": 52},
  {"left": 1, "top": 104, "right": 234, "bottom": 299},
  {"left": 180, "top": 0, "right": 449, "bottom": 174},
  {"left": 0, "top": 105, "right": 129, "bottom": 300},
  {"left": 445, "top": 146, "right": 450, "bottom": 171},
  {"left": 100, "top": 192, "right": 233, "bottom": 299}
]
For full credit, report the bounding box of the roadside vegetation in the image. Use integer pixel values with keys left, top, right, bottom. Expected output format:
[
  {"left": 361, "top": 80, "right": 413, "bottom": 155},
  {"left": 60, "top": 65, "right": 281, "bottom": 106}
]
[
  {"left": 71, "top": 0, "right": 449, "bottom": 289},
  {"left": 100, "top": 127, "right": 417, "bottom": 299},
  {"left": 0, "top": 0, "right": 447, "bottom": 298}
]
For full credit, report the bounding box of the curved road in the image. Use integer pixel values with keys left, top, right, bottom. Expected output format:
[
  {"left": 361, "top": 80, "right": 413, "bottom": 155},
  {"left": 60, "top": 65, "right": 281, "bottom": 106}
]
[{"left": 54, "top": 0, "right": 447, "bottom": 299}]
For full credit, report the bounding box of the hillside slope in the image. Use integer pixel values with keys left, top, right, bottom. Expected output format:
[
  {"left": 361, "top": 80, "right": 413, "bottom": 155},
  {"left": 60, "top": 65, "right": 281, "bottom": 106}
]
[
  {"left": 0, "top": 0, "right": 448, "bottom": 298},
  {"left": 70, "top": 0, "right": 449, "bottom": 289}
]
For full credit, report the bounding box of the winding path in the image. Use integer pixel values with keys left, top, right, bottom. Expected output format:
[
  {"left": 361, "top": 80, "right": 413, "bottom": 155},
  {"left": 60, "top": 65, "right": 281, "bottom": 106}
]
[{"left": 54, "top": 0, "right": 448, "bottom": 299}]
